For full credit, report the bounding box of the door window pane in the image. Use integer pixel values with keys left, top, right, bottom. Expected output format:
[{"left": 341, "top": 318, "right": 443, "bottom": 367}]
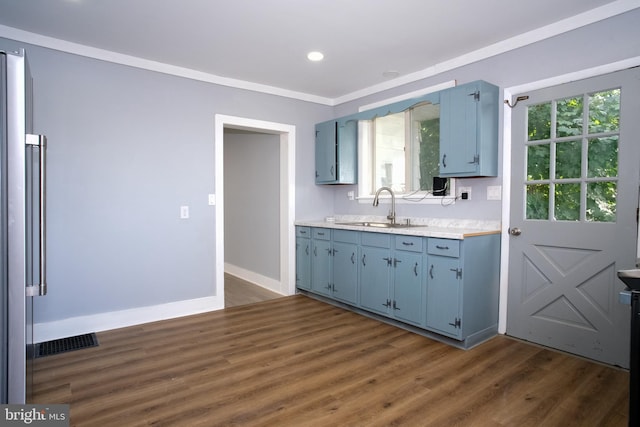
[
  {"left": 588, "top": 136, "right": 618, "bottom": 178},
  {"left": 523, "top": 87, "right": 620, "bottom": 224},
  {"left": 555, "top": 140, "right": 581, "bottom": 179},
  {"left": 528, "top": 103, "right": 551, "bottom": 141},
  {"left": 587, "top": 182, "right": 616, "bottom": 222},
  {"left": 526, "top": 184, "right": 549, "bottom": 220},
  {"left": 527, "top": 144, "right": 550, "bottom": 180},
  {"left": 589, "top": 89, "right": 620, "bottom": 134},
  {"left": 555, "top": 183, "right": 581, "bottom": 221},
  {"left": 556, "top": 97, "right": 583, "bottom": 137}
]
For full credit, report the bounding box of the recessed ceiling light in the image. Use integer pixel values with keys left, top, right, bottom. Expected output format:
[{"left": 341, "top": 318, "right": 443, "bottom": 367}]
[{"left": 307, "top": 51, "right": 324, "bottom": 62}]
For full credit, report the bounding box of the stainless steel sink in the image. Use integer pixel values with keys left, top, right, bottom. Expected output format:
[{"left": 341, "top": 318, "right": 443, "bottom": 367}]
[{"left": 336, "top": 221, "right": 426, "bottom": 229}]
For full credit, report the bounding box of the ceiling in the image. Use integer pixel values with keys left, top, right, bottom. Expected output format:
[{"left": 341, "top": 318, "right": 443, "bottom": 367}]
[{"left": 0, "top": 0, "right": 636, "bottom": 104}]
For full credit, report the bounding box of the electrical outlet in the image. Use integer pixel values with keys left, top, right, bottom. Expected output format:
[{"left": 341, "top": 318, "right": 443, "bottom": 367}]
[
  {"left": 208, "top": 194, "right": 216, "bottom": 205},
  {"left": 458, "top": 186, "right": 471, "bottom": 200}
]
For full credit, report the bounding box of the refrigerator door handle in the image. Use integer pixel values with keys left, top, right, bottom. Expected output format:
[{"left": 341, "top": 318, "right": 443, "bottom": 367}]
[{"left": 26, "top": 134, "right": 47, "bottom": 296}]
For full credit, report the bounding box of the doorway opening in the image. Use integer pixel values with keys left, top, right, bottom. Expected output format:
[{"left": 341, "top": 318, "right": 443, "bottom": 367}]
[{"left": 214, "top": 115, "right": 296, "bottom": 307}]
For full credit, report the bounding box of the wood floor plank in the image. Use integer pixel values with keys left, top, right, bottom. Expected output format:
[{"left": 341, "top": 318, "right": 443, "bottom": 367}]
[{"left": 31, "top": 295, "right": 629, "bottom": 426}]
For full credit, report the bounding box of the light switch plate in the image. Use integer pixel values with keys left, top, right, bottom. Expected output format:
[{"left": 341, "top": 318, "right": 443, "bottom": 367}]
[{"left": 180, "top": 206, "right": 189, "bottom": 219}]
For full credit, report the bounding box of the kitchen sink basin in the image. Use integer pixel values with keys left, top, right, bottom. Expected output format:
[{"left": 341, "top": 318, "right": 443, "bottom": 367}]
[
  {"left": 618, "top": 269, "right": 640, "bottom": 291},
  {"left": 336, "top": 221, "right": 426, "bottom": 229}
]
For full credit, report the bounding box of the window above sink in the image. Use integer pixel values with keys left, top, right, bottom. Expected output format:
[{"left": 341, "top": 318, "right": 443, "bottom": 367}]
[{"left": 357, "top": 100, "right": 456, "bottom": 204}]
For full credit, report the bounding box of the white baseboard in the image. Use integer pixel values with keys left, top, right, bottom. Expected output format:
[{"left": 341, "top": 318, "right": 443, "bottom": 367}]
[
  {"left": 224, "top": 263, "right": 284, "bottom": 295},
  {"left": 34, "top": 295, "right": 224, "bottom": 343}
]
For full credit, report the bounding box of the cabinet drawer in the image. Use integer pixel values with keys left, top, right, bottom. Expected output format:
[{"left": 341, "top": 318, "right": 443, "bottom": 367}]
[
  {"left": 296, "top": 226, "right": 311, "bottom": 238},
  {"left": 395, "top": 235, "right": 424, "bottom": 253},
  {"left": 312, "top": 228, "right": 331, "bottom": 240},
  {"left": 361, "top": 232, "right": 391, "bottom": 248},
  {"left": 333, "top": 229, "right": 359, "bottom": 244},
  {"left": 427, "top": 238, "right": 460, "bottom": 257}
]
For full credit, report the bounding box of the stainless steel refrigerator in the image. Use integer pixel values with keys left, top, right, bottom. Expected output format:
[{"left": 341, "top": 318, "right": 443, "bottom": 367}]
[{"left": 1, "top": 47, "right": 47, "bottom": 404}]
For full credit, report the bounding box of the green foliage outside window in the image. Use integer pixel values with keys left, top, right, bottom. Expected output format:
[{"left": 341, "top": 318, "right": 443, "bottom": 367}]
[
  {"left": 525, "top": 89, "right": 619, "bottom": 222},
  {"left": 419, "top": 118, "right": 440, "bottom": 191}
]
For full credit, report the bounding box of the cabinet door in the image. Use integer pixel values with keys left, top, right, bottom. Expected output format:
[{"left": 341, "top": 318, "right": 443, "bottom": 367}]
[
  {"left": 335, "top": 119, "right": 357, "bottom": 184},
  {"left": 332, "top": 241, "right": 358, "bottom": 304},
  {"left": 392, "top": 251, "right": 423, "bottom": 326},
  {"left": 426, "top": 256, "right": 462, "bottom": 338},
  {"left": 311, "top": 239, "right": 333, "bottom": 296},
  {"left": 440, "top": 83, "right": 479, "bottom": 176},
  {"left": 359, "top": 246, "right": 391, "bottom": 315},
  {"left": 295, "top": 237, "right": 311, "bottom": 290},
  {"left": 315, "top": 120, "right": 336, "bottom": 183}
]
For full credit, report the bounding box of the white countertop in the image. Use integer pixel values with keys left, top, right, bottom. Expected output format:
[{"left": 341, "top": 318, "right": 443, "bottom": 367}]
[{"left": 295, "top": 215, "right": 501, "bottom": 240}]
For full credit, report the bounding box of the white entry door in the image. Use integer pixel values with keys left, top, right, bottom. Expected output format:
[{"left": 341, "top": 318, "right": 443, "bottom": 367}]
[{"left": 507, "top": 68, "right": 640, "bottom": 368}]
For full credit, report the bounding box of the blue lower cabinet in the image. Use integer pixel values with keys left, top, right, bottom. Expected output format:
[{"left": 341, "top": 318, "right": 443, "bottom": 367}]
[
  {"left": 359, "top": 245, "right": 392, "bottom": 315},
  {"left": 426, "top": 255, "right": 461, "bottom": 338},
  {"left": 332, "top": 240, "right": 358, "bottom": 304},
  {"left": 359, "top": 234, "right": 425, "bottom": 326},
  {"left": 295, "top": 227, "right": 311, "bottom": 290},
  {"left": 295, "top": 237, "right": 311, "bottom": 290},
  {"left": 311, "top": 238, "right": 332, "bottom": 297},
  {"left": 295, "top": 226, "right": 500, "bottom": 348},
  {"left": 425, "top": 234, "right": 501, "bottom": 345},
  {"left": 392, "top": 250, "right": 423, "bottom": 326}
]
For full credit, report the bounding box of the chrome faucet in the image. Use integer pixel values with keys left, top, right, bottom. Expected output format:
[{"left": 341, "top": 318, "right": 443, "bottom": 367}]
[{"left": 373, "top": 186, "right": 396, "bottom": 224}]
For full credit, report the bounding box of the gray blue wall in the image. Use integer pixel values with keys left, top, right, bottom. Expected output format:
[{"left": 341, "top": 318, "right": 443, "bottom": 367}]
[
  {"left": 0, "top": 37, "right": 331, "bottom": 327},
  {"left": 0, "top": 6, "right": 638, "bottom": 332}
]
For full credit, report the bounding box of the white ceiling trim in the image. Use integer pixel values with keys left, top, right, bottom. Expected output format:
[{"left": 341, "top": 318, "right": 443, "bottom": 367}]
[{"left": 0, "top": 0, "right": 638, "bottom": 107}]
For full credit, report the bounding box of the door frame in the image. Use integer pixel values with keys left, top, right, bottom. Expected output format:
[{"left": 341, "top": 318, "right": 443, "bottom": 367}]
[
  {"left": 499, "top": 56, "right": 640, "bottom": 333},
  {"left": 214, "top": 114, "right": 296, "bottom": 303}
]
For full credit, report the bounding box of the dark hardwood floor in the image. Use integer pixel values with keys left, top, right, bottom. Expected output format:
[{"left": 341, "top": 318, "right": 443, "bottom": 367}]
[
  {"left": 224, "top": 273, "right": 283, "bottom": 308},
  {"left": 31, "top": 295, "right": 629, "bottom": 426}
]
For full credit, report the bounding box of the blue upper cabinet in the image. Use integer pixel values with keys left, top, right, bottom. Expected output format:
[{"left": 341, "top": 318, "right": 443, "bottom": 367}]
[
  {"left": 314, "top": 80, "right": 498, "bottom": 183},
  {"left": 315, "top": 118, "right": 357, "bottom": 184},
  {"left": 439, "top": 81, "right": 499, "bottom": 177}
]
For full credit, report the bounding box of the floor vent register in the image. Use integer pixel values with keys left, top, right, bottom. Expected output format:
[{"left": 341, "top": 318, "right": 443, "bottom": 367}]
[{"left": 36, "top": 333, "right": 99, "bottom": 358}]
